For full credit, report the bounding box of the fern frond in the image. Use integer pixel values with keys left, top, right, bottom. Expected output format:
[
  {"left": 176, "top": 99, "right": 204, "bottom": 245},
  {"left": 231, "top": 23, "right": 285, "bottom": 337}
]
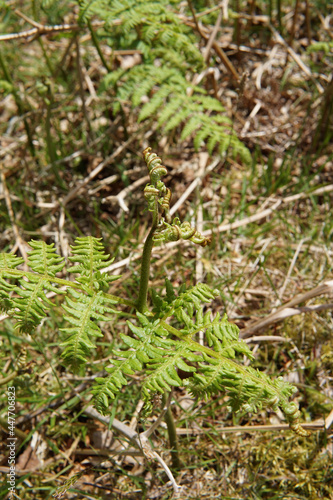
[
  {"left": 163, "top": 108, "right": 192, "bottom": 133},
  {"left": 170, "top": 283, "right": 219, "bottom": 317},
  {"left": 77, "top": 0, "right": 108, "bottom": 23},
  {"left": 180, "top": 115, "right": 202, "bottom": 141},
  {"left": 197, "top": 95, "right": 225, "bottom": 112},
  {"left": 92, "top": 312, "right": 201, "bottom": 414},
  {"left": 0, "top": 242, "right": 66, "bottom": 332},
  {"left": 189, "top": 357, "right": 289, "bottom": 411},
  {"left": 74, "top": 0, "right": 248, "bottom": 160},
  {"left": 142, "top": 343, "right": 199, "bottom": 398},
  {"left": 68, "top": 236, "right": 118, "bottom": 291},
  {"left": 27, "top": 240, "right": 65, "bottom": 276},
  {"left": 188, "top": 356, "right": 309, "bottom": 436},
  {"left": 0, "top": 253, "right": 24, "bottom": 272},
  {"left": 11, "top": 274, "right": 62, "bottom": 333},
  {"left": 92, "top": 314, "right": 171, "bottom": 413},
  {"left": 60, "top": 287, "right": 117, "bottom": 369},
  {"left": 138, "top": 86, "right": 172, "bottom": 122},
  {"left": 0, "top": 253, "right": 24, "bottom": 311},
  {"left": 157, "top": 96, "right": 184, "bottom": 126}
]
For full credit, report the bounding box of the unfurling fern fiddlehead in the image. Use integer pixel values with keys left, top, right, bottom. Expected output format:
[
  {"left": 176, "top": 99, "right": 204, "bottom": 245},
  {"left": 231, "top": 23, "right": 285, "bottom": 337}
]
[
  {"left": 143, "top": 146, "right": 168, "bottom": 184},
  {"left": 143, "top": 147, "right": 210, "bottom": 248}
]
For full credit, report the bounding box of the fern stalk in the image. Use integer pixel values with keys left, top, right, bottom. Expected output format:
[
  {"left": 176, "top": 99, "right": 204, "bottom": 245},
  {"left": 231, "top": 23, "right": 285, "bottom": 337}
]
[
  {"left": 136, "top": 195, "right": 159, "bottom": 313},
  {"left": 163, "top": 393, "right": 181, "bottom": 470}
]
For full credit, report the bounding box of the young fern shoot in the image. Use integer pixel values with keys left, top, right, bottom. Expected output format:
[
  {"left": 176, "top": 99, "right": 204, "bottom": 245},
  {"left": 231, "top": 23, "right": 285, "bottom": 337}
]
[
  {"left": 93, "top": 147, "right": 310, "bottom": 437},
  {"left": 0, "top": 147, "right": 310, "bottom": 446}
]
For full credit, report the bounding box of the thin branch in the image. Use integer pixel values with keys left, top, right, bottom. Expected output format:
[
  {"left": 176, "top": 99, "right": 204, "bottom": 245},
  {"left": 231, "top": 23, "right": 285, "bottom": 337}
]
[
  {"left": 183, "top": 18, "right": 239, "bottom": 81},
  {"left": 0, "top": 20, "right": 105, "bottom": 42},
  {"left": 83, "top": 405, "right": 180, "bottom": 493},
  {"left": 170, "top": 159, "right": 220, "bottom": 216},
  {"left": 175, "top": 420, "right": 326, "bottom": 435},
  {"left": 203, "top": 7, "right": 223, "bottom": 63},
  {"left": 13, "top": 9, "right": 43, "bottom": 29},
  {"left": 102, "top": 175, "right": 150, "bottom": 212},
  {"left": 0, "top": 23, "right": 81, "bottom": 42},
  {"left": 241, "top": 282, "right": 333, "bottom": 338}
]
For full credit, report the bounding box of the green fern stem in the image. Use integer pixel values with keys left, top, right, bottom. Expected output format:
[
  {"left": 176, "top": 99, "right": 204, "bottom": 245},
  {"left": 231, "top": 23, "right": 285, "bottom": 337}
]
[
  {"left": 136, "top": 197, "right": 159, "bottom": 314},
  {"left": 87, "top": 20, "right": 110, "bottom": 72},
  {"left": 163, "top": 393, "right": 181, "bottom": 470}
]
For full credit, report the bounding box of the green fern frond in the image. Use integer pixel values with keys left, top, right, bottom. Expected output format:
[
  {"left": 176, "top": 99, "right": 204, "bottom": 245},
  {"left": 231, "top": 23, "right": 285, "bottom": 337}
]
[
  {"left": 27, "top": 240, "right": 65, "bottom": 276},
  {"left": 204, "top": 316, "right": 252, "bottom": 358},
  {"left": 68, "top": 236, "right": 117, "bottom": 291},
  {"left": 100, "top": 0, "right": 202, "bottom": 67},
  {"left": 189, "top": 356, "right": 297, "bottom": 417},
  {"left": 0, "top": 253, "right": 24, "bottom": 311},
  {"left": 74, "top": 0, "right": 248, "bottom": 160},
  {"left": 207, "top": 134, "right": 220, "bottom": 154},
  {"left": 131, "top": 73, "right": 159, "bottom": 107},
  {"left": 163, "top": 108, "right": 192, "bottom": 133},
  {"left": 138, "top": 86, "right": 173, "bottom": 122},
  {"left": 92, "top": 312, "right": 201, "bottom": 414},
  {"left": 60, "top": 287, "right": 117, "bottom": 369},
  {"left": 69, "top": 236, "right": 114, "bottom": 273},
  {"left": 102, "top": 67, "right": 127, "bottom": 91},
  {"left": 180, "top": 115, "right": 203, "bottom": 141},
  {"left": 12, "top": 274, "right": 62, "bottom": 333},
  {"left": 142, "top": 343, "right": 199, "bottom": 398},
  {"left": 152, "top": 282, "right": 218, "bottom": 320},
  {"left": 171, "top": 283, "right": 219, "bottom": 317},
  {"left": 77, "top": 0, "right": 108, "bottom": 23},
  {"left": 193, "top": 125, "right": 214, "bottom": 150},
  {"left": 0, "top": 253, "right": 24, "bottom": 272},
  {"left": 0, "top": 279, "right": 17, "bottom": 312},
  {"left": 0, "top": 242, "right": 66, "bottom": 332},
  {"left": 92, "top": 314, "right": 169, "bottom": 413},
  {"left": 157, "top": 96, "right": 184, "bottom": 126},
  {"left": 198, "top": 95, "right": 225, "bottom": 112},
  {"left": 165, "top": 278, "right": 177, "bottom": 303}
]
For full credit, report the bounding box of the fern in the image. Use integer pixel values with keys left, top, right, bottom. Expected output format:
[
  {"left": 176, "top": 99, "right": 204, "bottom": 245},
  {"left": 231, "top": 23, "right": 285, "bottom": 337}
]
[
  {"left": 27, "top": 240, "right": 65, "bottom": 276},
  {"left": 91, "top": 277, "right": 308, "bottom": 436},
  {"left": 0, "top": 241, "right": 66, "bottom": 332},
  {"left": 0, "top": 237, "right": 121, "bottom": 367},
  {"left": 60, "top": 236, "right": 119, "bottom": 368},
  {"left": 0, "top": 253, "right": 24, "bottom": 311},
  {"left": 80, "top": 0, "right": 249, "bottom": 161},
  {"left": 90, "top": 148, "right": 308, "bottom": 437},
  {"left": 0, "top": 147, "right": 310, "bottom": 476},
  {"left": 60, "top": 287, "right": 117, "bottom": 368},
  {"left": 67, "top": 236, "right": 117, "bottom": 291}
]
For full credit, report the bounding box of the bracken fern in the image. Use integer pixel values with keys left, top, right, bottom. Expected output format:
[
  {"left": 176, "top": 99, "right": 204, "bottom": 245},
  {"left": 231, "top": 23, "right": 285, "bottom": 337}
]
[
  {"left": 75, "top": 0, "right": 250, "bottom": 161},
  {"left": 0, "top": 147, "right": 309, "bottom": 439}
]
